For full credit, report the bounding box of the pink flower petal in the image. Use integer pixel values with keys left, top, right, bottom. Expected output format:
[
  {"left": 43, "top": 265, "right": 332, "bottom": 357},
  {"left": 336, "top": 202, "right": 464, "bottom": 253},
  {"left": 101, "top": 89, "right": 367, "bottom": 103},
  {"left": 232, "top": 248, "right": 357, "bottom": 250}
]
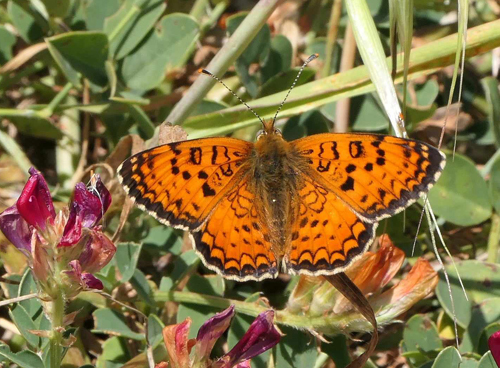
[
  {"left": 488, "top": 330, "right": 500, "bottom": 367},
  {"left": 81, "top": 273, "right": 103, "bottom": 290},
  {"left": 194, "top": 305, "right": 235, "bottom": 364},
  {"left": 163, "top": 318, "right": 192, "bottom": 368},
  {"left": 0, "top": 205, "right": 32, "bottom": 254},
  {"left": 78, "top": 231, "right": 116, "bottom": 273},
  {"left": 60, "top": 177, "right": 111, "bottom": 247},
  {"left": 16, "top": 168, "right": 55, "bottom": 230},
  {"left": 222, "top": 310, "right": 280, "bottom": 367}
]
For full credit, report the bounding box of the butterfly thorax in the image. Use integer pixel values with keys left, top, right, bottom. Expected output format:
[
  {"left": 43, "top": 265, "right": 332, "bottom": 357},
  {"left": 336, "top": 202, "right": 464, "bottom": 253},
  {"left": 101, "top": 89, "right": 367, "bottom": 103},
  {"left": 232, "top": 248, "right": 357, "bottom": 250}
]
[{"left": 250, "top": 132, "right": 304, "bottom": 257}]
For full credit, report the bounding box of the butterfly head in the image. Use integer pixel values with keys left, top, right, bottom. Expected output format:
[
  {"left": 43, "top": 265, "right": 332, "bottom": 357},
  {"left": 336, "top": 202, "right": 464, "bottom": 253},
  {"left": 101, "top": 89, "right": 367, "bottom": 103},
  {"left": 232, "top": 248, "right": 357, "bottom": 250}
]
[{"left": 257, "top": 120, "right": 282, "bottom": 140}]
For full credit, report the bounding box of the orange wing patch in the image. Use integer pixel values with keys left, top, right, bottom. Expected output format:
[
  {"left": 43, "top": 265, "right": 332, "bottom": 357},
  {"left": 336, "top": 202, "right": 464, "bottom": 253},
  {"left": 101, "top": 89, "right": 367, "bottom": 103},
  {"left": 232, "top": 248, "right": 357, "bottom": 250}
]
[
  {"left": 117, "top": 138, "right": 252, "bottom": 230},
  {"left": 286, "top": 179, "right": 376, "bottom": 275},
  {"left": 293, "top": 133, "right": 445, "bottom": 221},
  {"left": 191, "top": 179, "right": 278, "bottom": 281}
]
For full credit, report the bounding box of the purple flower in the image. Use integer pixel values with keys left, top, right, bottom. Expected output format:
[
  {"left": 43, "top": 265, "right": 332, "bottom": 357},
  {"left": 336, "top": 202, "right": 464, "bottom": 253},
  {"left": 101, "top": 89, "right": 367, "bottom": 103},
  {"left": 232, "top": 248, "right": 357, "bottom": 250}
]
[
  {"left": 488, "top": 330, "right": 500, "bottom": 366},
  {"left": 60, "top": 180, "right": 111, "bottom": 247},
  {"left": 217, "top": 310, "right": 280, "bottom": 368},
  {"left": 0, "top": 168, "right": 115, "bottom": 296},
  {"left": 159, "top": 306, "right": 281, "bottom": 368},
  {"left": 64, "top": 260, "right": 104, "bottom": 295},
  {"left": 16, "top": 168, "right": 55, "bottom": 231},
  {"left": 0, "top": 206, "right": 32, "bottom": 255},
  {"left": 194, "top": 305, "right": 236, "bottom": 364}
]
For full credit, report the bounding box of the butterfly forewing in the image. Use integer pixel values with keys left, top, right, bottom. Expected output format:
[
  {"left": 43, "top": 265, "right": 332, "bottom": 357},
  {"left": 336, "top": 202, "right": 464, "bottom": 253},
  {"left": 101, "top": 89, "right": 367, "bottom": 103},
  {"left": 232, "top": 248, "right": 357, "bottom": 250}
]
[
  {"left": 117, "top": 138, "right": 253, "bottom": 231},
  {"left": 292, "top": 133, "right": 445, "bottom": 222}
]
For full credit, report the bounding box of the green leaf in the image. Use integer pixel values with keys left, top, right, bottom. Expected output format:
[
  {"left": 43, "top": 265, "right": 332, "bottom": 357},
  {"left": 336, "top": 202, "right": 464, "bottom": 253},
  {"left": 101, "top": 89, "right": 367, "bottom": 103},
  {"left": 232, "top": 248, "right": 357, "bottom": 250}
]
[
  {"left": 121, "top": 13, "right": 199, "bottom": 91},
  {"left": 18, "top": 270, "right": 42, "bottom": 317},
  {"left": 0, "top": 343, "right": 45, "bottom": 368},
  {"left": 478, "top": 322, "right": 500, "bottom": 355},
  {"left": 488, "top": 154, "right": 500, "bottom": 213},
  {"left": 461, "top": 298, "right": 500, "bottom": 353},
  {"left": 351, "top": 94, "right": 390, "bottom": 131},
  {"left": 83, "top": 0, "right": 121, "bottom": 31},
  {"left": 189, "top": 100, "right": 228, "bottom": 117},
  {"left": 0, "top": 25, "right": 16, "bottom": 64},
  {"left": 481, "top": 77, "right": 500, "bottom": 148},
  {"left": 115, "top": 242, "right": 142, "bottom": 283},
  {"left": 1, "top": 114, "right": 64, "bottom": 140},
  {"left": 40, "top": 0, "right": 70, "bottom": 18},
  {"left": 0, "top": 130, "right": 33, "bottom": 173},
  {"left": 436, "top": 260, "right": 500, "bottom": 328},
  {"left": 92, "top": 308, "right": 145, "bottom": 340},
  {"left": 428, "top": 152, "right": 492, "bottom": 226},
  {"left": 130, "top": 269, "right": 154, "bottom": 306},
  {"left": 97, "top": 336, "right": 130, "bottom": 365},
  {"left": 104, "top": 0, "right": 166, "bottom": 60},
  {"left": 402, "top": 314, "right": 442, "bottom": 366},
  {"left": 177, "top": 274, "right": 225, "bottom": 339},
  {"left": 478, "top": 352, "right": 497, "bottom": 368},
  {"left": 46, "top": 31, "right": 109, "bottom": 88},
  {"left": 259, "top": 67, "right": 315, "bottom": 98},
  {"left": 226, "top": 12, "right": 271, "bottom": 97},
  {"left": 143, "top": 226, "right": 183, "bottom": 254},
  {"left": 125, "top": 103, "right": 155, "bottom": 140},
  {"left": 431, "top": 346, "right": 461, "bottom": 368},
  {"left": 261, "top": 35, "right": 293, "bottom": 83},
  {"left": 9, "top": 304, "right": 40, "bottom": 347},
  {"left": 170, "top": 250, "right": 200, "bottom": 285},
  {"left": 282, "top": 110, "right": 330, "bottom": 141},
  {"left": 147, "top": 314, "right": 165, "bottom": 347},
  {"left": 320, "top": 334, "right": 351, "bottom": 368},
  {"left": 274, "top": 326, "right": 318, "bottom": 368},
  {"left": 7, "top": 1, "right": 45, "bottom": 43}
]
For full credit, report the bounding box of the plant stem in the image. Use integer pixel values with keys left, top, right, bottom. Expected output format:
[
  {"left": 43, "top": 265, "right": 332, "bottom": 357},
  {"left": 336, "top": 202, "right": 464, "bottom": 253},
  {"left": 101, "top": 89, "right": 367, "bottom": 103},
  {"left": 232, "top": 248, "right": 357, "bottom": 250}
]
[
  {"left": 40, "top": 82, "right": 73, "bottom": 118},
  {"left": 163, "top": 0, "right": 281, "bottom": 130},
  {"left": 108, "top": 5, "right": 140, "bottom": 43},
  {"left": 49, "top": 290, "right": 65, "bottom": 368},
  {"left": 153, "top": 290, "right": 390, "bottom": 333},
  {"left": 322, "top": 0, "right": 342, "bottom": 78},
  {"left": 487, "top": 213, "right": 500, "bottom": 263}
]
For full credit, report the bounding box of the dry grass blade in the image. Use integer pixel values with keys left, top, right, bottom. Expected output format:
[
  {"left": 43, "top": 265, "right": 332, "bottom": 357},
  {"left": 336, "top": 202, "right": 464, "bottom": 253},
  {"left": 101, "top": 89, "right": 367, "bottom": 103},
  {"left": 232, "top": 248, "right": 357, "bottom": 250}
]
[
  {"left": 324, "top": 273, "right": 378, "bottom": 368},
  {"left": 0, "top": 43, "right": 48, "bottom": 74}
]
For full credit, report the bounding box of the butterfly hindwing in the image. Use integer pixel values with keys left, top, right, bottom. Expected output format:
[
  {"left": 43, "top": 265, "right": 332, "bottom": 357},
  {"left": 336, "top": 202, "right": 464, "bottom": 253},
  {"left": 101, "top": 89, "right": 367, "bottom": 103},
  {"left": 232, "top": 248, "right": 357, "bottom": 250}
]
[
  {"left": 191, "top": 177, "right": 278, "bottom": 281},
  {"left": 117, "top": 138, "right": 253, "bottom": 230},
  {"left": 286, "top": 178, "right": 376, "bottom": 275},
  {"left": 292, "top": 133, "right": 445, "bottom": 222}
]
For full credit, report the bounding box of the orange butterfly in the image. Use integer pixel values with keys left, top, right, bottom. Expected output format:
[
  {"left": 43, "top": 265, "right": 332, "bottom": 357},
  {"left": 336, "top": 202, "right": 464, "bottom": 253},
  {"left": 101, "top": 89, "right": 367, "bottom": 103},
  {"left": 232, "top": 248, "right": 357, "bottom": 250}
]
[{"left": 117, "top": 58, "right": 445, "bottom": 282}]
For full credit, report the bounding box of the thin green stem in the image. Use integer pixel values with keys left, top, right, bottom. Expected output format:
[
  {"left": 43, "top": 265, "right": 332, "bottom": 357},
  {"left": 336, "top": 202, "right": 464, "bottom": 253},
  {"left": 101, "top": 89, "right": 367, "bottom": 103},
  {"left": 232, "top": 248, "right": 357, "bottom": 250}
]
[
  {"left": 487, "top": 213, "right": 500, "bottom": 263},
  {"left": 322, "top": 0, "right": 342, "bottom": 78},
  {"left": 49, "top": 291, "right": 65, "bottom": 368},
  {"left": 153, "top": 290, "right": 390, "bottom": 334},
  {"left": 40, "top": 82, "right": 73, "bottom": 118},
  {"left": 200, "top": 1, "right": 229, "bottom": 35},
  {"left": 108, "top": 5, "right": 140, "bottom": 42},
  {"left": 190, "top": 0, "right": 209, "bottom": 21}
]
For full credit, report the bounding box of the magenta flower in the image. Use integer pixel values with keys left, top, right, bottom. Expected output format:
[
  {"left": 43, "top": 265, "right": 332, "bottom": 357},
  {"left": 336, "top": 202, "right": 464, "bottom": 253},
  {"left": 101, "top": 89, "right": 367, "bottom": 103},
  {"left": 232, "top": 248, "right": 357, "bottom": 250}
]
[
  {"left": 0, "top": 168, "right": 115, "bottom": 297},
  {"left": 488, "top": 330, "right": 500, "bottom": 366},
  {"left": 16, "top": 167, "right": 56, "bottom": 231},
  {"left": 159, "top": 305, "right": 281, "bottom": 368}
]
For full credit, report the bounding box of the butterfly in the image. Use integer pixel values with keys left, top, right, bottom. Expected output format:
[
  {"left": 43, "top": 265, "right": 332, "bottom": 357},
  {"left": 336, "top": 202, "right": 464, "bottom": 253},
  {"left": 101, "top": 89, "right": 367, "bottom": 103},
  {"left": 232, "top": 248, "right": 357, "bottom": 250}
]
[{"left": 117, "top": 58, "right": 445, "bottom": 282}]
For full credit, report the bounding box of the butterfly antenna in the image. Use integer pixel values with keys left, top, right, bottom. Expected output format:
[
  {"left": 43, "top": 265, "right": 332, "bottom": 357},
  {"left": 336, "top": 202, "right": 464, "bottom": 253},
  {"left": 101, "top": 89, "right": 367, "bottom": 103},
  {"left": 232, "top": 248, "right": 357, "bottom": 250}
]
[
  {"left": 272, "top": 53, "right": 319, "bottom": 124},
  {"left": 198, "top": 69, "right": 265, "bottom": 126}
]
